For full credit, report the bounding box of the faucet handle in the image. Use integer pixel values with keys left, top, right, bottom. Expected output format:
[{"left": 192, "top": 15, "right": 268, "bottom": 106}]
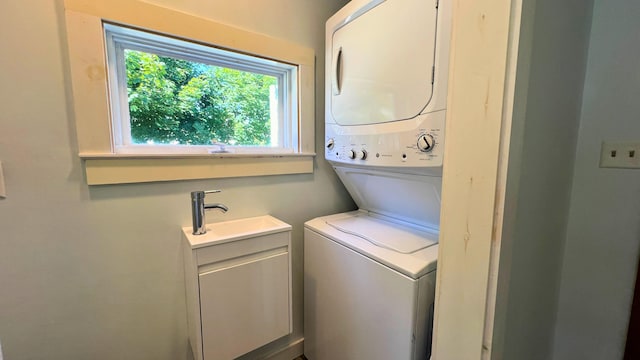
[{"left": 191, "top": 190, "right": 221, "bottom": 200}]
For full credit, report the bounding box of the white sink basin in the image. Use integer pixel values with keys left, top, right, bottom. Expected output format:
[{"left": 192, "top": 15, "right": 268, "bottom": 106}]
[{"left": 183, "top": 215, "right": 292, "bottom": 249}]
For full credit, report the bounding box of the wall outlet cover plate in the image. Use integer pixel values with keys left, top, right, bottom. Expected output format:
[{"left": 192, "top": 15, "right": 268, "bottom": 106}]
[{"left": 600, "top": 141, "right": 640, "bottom": 169}]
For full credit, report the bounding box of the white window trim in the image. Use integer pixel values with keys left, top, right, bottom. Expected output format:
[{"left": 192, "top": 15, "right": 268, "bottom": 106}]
[
  {"left": 63, "top": 0, "right": 315, "bottom": 185},
  {"left": 104, "top": 23, "right": 299, "bottom": 154}
]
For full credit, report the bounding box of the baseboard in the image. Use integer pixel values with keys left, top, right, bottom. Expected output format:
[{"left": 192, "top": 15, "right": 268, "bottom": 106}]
[{"left": 265, "top": 338, "right": 304, "bottom": 360}]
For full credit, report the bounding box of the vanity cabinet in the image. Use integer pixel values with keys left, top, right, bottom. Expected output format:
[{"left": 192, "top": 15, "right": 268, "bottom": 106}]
[{"left": 182, "top": 216, "right": 292, "bottom": 360}]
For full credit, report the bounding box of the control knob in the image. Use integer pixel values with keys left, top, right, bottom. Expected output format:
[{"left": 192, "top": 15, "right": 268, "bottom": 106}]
[
  {"left": 417, "top": 133, "right": 435, "bottom": 152},
  {"left": 357, "top": 149, "right": 368, "bottom": 160},
  {"left": 348, "top": 149, "right": 356, "bottom": 159},
  {"left": 326, "top": 138, "right": 335, "bottom": 149}
]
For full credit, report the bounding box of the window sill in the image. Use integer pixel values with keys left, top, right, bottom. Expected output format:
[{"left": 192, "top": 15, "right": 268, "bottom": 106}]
[{"left": 80, "top": 153, "right": 315, "bottom": 185}]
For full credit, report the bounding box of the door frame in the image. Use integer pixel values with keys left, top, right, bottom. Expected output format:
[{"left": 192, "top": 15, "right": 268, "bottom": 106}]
[{"left": 432, "top": 0, "right": 523, "bottom": 358}]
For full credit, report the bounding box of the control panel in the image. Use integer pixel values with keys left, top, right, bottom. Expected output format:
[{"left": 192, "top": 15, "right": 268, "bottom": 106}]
[{"left": 325, "top": 111, "right": 445, "bottom": 169}]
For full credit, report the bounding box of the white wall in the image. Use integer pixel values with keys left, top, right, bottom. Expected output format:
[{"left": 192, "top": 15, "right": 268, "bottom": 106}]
[
  {"left": 0, "top": 0, "right": 352, "bottom": 359},
  {"left": 552, "top": 0, "right": 640, "bottom": 358},
  {"left": 493, "top": 0, "right": 594, "bottom": 358}
]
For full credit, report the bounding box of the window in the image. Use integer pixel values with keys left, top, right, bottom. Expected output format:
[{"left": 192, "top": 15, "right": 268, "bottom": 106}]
[
  {"left": 104, "top": 24, "right": 298, "bottom": 154},
  {"left": 63, "top": 0, "right": 315, "bottom": 184}
]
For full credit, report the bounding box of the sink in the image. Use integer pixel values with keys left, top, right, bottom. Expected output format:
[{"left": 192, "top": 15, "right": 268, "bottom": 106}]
[
  {"left": 183, "top": 215, "right": 292, "bottom": 249},
  {"left": 182, "top": 214, "right": 293, "bottom": 359}
]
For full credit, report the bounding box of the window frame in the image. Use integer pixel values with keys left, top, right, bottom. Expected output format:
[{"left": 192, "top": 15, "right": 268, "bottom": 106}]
[
  {"left": 104, "top": 23, "right": 299, "bottom": 154},
  {"left": 63, "top": 0, "right": 315, "bottom": 185}
]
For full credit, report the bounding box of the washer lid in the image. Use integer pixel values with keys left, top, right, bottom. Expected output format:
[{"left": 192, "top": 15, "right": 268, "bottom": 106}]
[
  {"left": 326, "top": 214, "right": 437, "bottom": 254},
  {"left": 305, "top": 211, "right": 438, "bottom": 279}
]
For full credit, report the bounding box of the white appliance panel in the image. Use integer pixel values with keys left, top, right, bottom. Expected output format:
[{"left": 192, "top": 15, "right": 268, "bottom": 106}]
[
  {"left": 333, "top": 166, "right": 442, "bottom": 230},
  {"left": 329, "top": 0, "right": 438, "bottom": 126},
  {"left": 304, "top": 225, "right": 436, "bottom": 360},
  {"left": 325, "top": 110, "right": 445, "bottom": 170}
]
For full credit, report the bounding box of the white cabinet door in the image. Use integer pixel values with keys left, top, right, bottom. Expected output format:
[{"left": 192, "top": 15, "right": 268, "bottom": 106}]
[{"left": 198, "top": 252, "right": 290, "bottom": 360}]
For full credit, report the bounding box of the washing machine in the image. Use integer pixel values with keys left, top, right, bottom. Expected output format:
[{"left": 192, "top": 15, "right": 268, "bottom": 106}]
[
  {"left": 304, "top": 167, "right": 443, "bottom": 360},
  {"left": 304, "top": 0, "right": 451, "bottom": 359},
  {"left": 305, "top": 210, "right": 439, "bottom": 360}
]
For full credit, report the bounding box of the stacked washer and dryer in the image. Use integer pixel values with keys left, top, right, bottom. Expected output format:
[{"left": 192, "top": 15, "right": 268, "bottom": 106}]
[{"left": 304, "top": 0, "right": 451, "bottom": 359}]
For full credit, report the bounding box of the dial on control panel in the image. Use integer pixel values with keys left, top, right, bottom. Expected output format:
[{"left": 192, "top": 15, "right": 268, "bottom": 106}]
[
  {"left": 347, "top": 149, "right": 367, "bottom": 160},
  {"left": 326, "top": 138, "right": 335, "bottom": 149},
  {"left": 417, "top": 134, "right": 435, "bottom": 152}
]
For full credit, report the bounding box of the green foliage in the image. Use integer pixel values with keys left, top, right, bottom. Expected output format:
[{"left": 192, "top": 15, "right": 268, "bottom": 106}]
[{"left": 124, "top": 49, "right": 276, "bottom": 146}]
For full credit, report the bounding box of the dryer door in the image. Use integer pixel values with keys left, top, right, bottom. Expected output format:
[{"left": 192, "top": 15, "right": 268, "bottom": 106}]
[{"left": 329, "top": 0, "right": 438, "bottom": 126}]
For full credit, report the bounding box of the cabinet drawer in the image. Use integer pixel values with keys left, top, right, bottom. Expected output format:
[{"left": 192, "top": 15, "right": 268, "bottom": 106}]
[{"left": 195, "top": 231, "right": 289, "bottom": 266}]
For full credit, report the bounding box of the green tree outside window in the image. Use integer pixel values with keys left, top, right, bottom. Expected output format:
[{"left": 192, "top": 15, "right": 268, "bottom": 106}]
[{"left": 125, "top": 50, "right": 277, "bottom": 146}]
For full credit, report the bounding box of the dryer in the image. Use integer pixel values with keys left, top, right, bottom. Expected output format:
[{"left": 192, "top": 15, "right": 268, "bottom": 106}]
[{"left": 304, "top": 0, "right": 451, "bottom": 359}]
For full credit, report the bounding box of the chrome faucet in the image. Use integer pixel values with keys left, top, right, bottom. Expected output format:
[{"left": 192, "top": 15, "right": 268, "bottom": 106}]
[{"left": 191, "top": 190, "right": 229, "bottom": 235}]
